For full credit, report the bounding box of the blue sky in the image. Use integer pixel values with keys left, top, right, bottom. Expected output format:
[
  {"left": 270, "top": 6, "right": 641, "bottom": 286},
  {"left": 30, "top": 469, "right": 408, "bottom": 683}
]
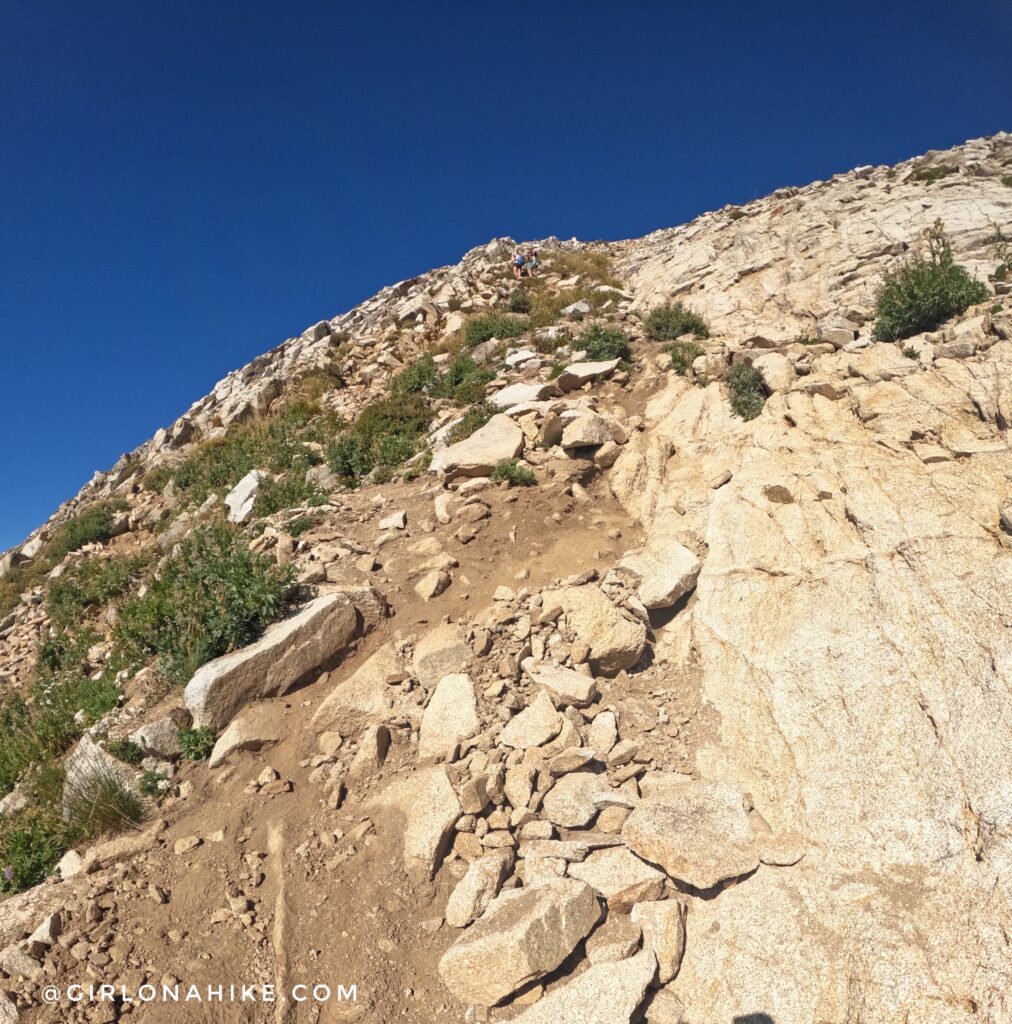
[{"left": 1, "top": 0, "right": 1009, "bottom": 550}]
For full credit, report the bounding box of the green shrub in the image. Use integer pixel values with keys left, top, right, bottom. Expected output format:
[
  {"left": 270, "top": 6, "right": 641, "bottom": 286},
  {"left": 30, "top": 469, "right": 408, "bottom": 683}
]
[
  {"left": 909, "top": 164, "right": 956, "bottom": 184},
  {"left": 446, "top": 403, "right": 495, "bottom": 444},
  {"left": 326, "top": 394, "right": 432, "bottom": 485},
  {"left": 103, "top": 739, "right": 145, "bottom": 765},
  {"left": 1002, "top": 175, "right": 1012, "bottom": 189},
  {"left": 491, "top": 459, "right": 536, "bottom": 487},
  {"left": 667, "top": 341, "right": 705, "bottom": 375},
  {"left": 114, "top": 523, "right": 296, "bottom": 684},
  {"left": 392, "top": 355, "right": 440, "bottom": 395},
  {"left": 435, "top": 353, "right": 494, "bottom": 405},
  {"left": 178, "top": 726, "right": 215, "bottom": 761},
  {"left": 727, "top": 208, "right": 747, "bottom": 221},
  {"left": 462, "top": 313, "right": 529, "bottom": 349},
  {"left": 508, "top": 289, "right": 532, "bottom": 314},
  {"left": 287, "top": 515, "right": 315, "bottom": 538},
  {"left": 46, "top": 554, "right": 148, "bottom": 631},
  {"left": 326, "top": 436, "right": 373, "bottom": 484},
  {"left": 142, "top": 466, "right": 173, "bottom": 493},
  {"left": 726, "top": 364, "right": 766, "bottom": 420},
  {"left": 0, "top": 806, "right": 67, "bottom": 893},
  {"left": 548, "top": 250, "right": 620, "bottom": 287},
  {"left": 64, "top": 769, "right": 144, "bottom": 837},
  {"left": 577, "top": 325, "right": 630, "bottom": 361},
  {"left": 873, "top": 221, "right": 989, "bottom": 341},
  {"left": 256, "top": 475, "right": 326, "bottom": 517},
  {"left": 646, "top": 303, "right": 710, "bottom": 341},
  {"left": 139, "top": 770, "right": 169, "bottom": 798}
]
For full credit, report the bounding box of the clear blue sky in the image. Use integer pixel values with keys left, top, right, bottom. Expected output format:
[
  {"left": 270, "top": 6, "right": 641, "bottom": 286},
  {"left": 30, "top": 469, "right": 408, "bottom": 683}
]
[{"left": 1, "top": 0, "right": 1009, "bottom": 550}]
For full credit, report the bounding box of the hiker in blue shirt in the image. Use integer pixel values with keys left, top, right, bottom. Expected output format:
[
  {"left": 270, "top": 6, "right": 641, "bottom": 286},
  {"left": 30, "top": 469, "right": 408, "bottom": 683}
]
[{"left": 512, "top": 247, "right": 526, "bottom": 280}]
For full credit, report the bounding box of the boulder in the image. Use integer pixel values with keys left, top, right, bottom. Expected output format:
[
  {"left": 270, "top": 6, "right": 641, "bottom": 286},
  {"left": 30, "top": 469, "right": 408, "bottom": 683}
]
[
  {"left": 752, "top": 351, "right": 796, "bottom": 392},
  {"left": 511, "top": 948, "right": 657, "bottom": 1024},
  {"left": 521, "top": 659, "right": 598, "bottom": 708},
  {"left": 373, "top": 766, "right": 461, "bottom": 880},
  {"left": 622, "top": 781, "right": 758, "bottom": 889},
  {"left": 489, "top": 383, "right": 559, "bottom": 409},
  {"left": 445, "top": 849, "right": 514, "bottom": 928},
  {"left": 208, "top": 704, "right": 285, "bottom": 767},
  {"left": 313, "top": 642, "right": 403, "bottom": 732},
  {"left": 551, "top": 586, "right": 647, "bottom": 675},
  {"left": 129, "top": 710, "right": 190, "bottom": 760},
  {"left": 418, "top": 673, "right": 479, "bottom": 761},
  {"left": 562, "top": 412, "right": 616, "bottom": 449},
  {"left": 430, "top": 414, "right": 525, "bottom": 479},
  {"left": 498, "top": 690, "right": 564, "bottom": 749},
  {"left": 542, "top": 770, "right": 634, "bottom": 828},
  {"left": 586, "top": 913, "right": 642, "bottom": 964},
  {"left": 224, "top": 469, "right": 265, "bottom": 524},
  {"left": 568, "top": 846, "right": 666, "bottom": 912},
  {"left": 412, "top": 623, "right": 471, "bottom": 687},
  {"left": 437, "top": 878, "right": 600, "bottom": 1006},
  {"left": 630, "top": 900, "right": 687, "bottom": 983},
  {"left": 557, "top": 359, "right": 621, "bottom": 393},
  {"left": 185, "top": 594, "right": 359, "bottom": 731},
  {"left": 617, "top": 541, "right": 701, "bottom": 610}
]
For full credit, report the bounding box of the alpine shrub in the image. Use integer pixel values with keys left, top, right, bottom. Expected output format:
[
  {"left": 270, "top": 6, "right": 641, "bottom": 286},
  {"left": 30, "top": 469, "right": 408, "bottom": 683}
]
[{"left": 646, "top": 303, "right": 710, "bottom": 341}]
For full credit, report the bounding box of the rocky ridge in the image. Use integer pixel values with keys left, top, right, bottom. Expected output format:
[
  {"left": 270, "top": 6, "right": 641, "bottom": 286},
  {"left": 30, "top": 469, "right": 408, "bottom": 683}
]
[{"left": 1, "top": 133, "right": 1011, "bottom": 1024}]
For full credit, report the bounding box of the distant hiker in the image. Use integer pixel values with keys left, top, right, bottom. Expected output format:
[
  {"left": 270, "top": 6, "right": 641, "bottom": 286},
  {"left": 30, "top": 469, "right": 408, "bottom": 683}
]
[
  {"left": 512, "top": 247, "right": 526, "bottom": 279},
  {"left": 525, "top": 248, "right": 539, "bottom": 277}
]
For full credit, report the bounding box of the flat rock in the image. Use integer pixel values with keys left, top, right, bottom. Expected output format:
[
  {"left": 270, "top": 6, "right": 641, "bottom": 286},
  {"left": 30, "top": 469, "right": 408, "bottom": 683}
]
[
  {"left": 489, "top": 382, "right": 559, "bottom": 409},
  {"left": 521, "top": 659, "right": 598, "bottom": 708},
  {"left": 430, "top": 413, "right": 525, "bottom": 479},
  {"left": 498, "top": 690, "right": 563, "bottom": 749},
  {"left": 374, "top": 765, "right": 461, "bottom": 880},
  {"left": 419, "top": 673, "right": 479, "bottom": 761},
  {"left": 622, "top": 781, "right": 758, "bottom": 889},
  {"left": 185, "top": 593, "right": 358, "bottom": 731},
  {"left": 412, "top": 623, "right": 471, "bottom": 687},
  {"left": 511, "top": 948, "right": 656, "bottom": 1024},
  {"left": 313, "top": 641, "right": 403, "bottom": 732},
  {"left": 617, "top": 541, "right": 701, "bottom": 610},
  {"left": 208, "top": 704, "right": 284, "bottom": 767},
  {"left": 224, "top": 469, "right": 265, "bottom": 524},
  {"left": 445, "top": 849, "right": 514, "bottom": 928},
  {"left": 586, "top": 913, "right": 642, "bottom": 964},
  {"left": 568, "top": 846, "right": 666, "bottom": 912},
  {"left": 631, "top": 900, "right": 687, "bottom": 983},
  {"left": 551, "top": 586, "right": 647, "bottom": 675},
  {"left": 557, "top": 359, "right": 621, "bottom": 393},
  {"left": 561, "top": 412, "right": 616, "bottom": 449},
  {"left": 437, "top": 878, "right": 600, "bottom": 1006},
  {"left": 541, "top": 770, "right": 634, "bottom": 828}
]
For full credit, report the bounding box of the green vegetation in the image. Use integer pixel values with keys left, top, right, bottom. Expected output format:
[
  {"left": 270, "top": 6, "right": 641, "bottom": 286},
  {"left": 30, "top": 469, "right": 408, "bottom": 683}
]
[
  {"left": 445, "top": 402, "right": 496, "bottom": 444},
  {"left": 103, "top": 738, "right": 145, "bottom": 765},
  {"left": 287, "top": 515, "right": 316, "bottom": 538},
  {"left": 507, "top": 289, "right": 532, "bottom": 314},
  {"left": 727, "top": 208, "right": 747, "bottom": 221},
  {"left": 462, "top": 313, "right": 529, "bottom": 349},
  {"left": 114, "top": 523, "right": 296, "bottom": 684},
  {"left": 1002, "top": 175, "right": 1012, "bottom": 189},
  {"left": 726, "top": 364, "right": 766, "bottom": 421},
  {"left": 178, "top": 726, "right": 215, "bottom": 761},
  {"left": 547, "top": 250, "right": 621, "bottom": 288},
  {"left": 393, "top": 353, "right": 493, "bottom": 406},
  {"left": 0, "top": 766, "right": 143, "bottom": 895},
  {"left": 255, "top": 475, "right": 326, "bottom": 517},
  {"left": 326, "top": 393, "right": 432, "bottom": 486},
  {"left": 909, "top": 164, "right": 956, "bottom": 184},
  {"left": 577, "top": 325, "right": 630, "bottom": 362},
  {"left": 646, "top": 303, "right": 710, "bottom": 341},
  {"left": 992, "top": 225, "right": 1012, "bottom": 282},
  {"left": 667, "top": 341, "right": 705, "bottom": 375},
  {"left": 873, "top": 221, "right": 989, "bottom": 341},
  {"left": 46, "top": 553, "right": 148, "bottom": 631},
  {"left": 491, "top": 459, "right": 536, "bottom": 487},
  {"left": 139, "top": 770, "right": 169, "bottom": 798}
]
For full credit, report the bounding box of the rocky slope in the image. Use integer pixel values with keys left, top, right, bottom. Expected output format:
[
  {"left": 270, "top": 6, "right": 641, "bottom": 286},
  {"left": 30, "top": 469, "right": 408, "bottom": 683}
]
[{"left": 1, "top": 133, "right": 1011, "bottom": 1024}]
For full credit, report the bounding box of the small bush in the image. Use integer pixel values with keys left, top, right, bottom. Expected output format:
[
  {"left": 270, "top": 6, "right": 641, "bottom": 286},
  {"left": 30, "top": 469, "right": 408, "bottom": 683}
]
[
  {"left": 0, "top": 806, "right": 67, "bottom": 893},
  {"left": 548, "top": 250, "right": 620, "bottom": 287},
  {"left": 435, "top": 353, "right": 494, "bottom": 405},
  {"left": 103, "top": 739, "right": 145, "bottom": 765},
  {"left": 64, "top": 769, "right": 144, "bottom": 837},
  {"left": 646, "top": 303, "right": 710, "bottom": 341},
  {"left": 326, "top": 393, "right": 432, "bottom": 484},
  {"left": 873, "top": 221, "right": 989, "bottom": 341},
  {"left": 910, "top": 163, "right": 956, "bottom": 184},
  {"left": 577, "top": 325, "right": 630, "bottom": 362},
  {"left": 139, "top": 770, "right": 169, "bottom": 798},
  {"left": 114, "top": 523, "right": 296, "bottom": 684},
  {"left": 392, "top": 355, "right": 440, "bottom": 395},
  {"left": 727, "top": 208, "right": 747, "bottom": 221},
  {"left": 667, "top": 341, "right": 705, "bottom": 375},
  {"left": 142, "top": 466, "right": 173, "bottom": 493},
  {"left": 287, "top": 515, "right": 315, "bottom": 538},
  {"left": 507, "top": 289, "right": 532, "bottom": 314},
  {"left": 462, "top": 313, "right": 529, "bottom": 349},
  {"left": 1002, "top": 175, "right": 1012, "bottom": 189},
  {"left": 46, "top": 554, "right": 148, "bottom": 631},
  {"left": 491, "top": 459, "right": 536, "bottom": 487},
  {"left": 446, "top": 403, "right": 495, "bottom": 445},
  {"left": 178, "top": 726, "right": 215, "bottom": 761},
  {"left": 726, "top": 364, "right": 766, "bottom": 421},
  {"left": 256, "top": 475, "right": 326, "bottom": 517}
]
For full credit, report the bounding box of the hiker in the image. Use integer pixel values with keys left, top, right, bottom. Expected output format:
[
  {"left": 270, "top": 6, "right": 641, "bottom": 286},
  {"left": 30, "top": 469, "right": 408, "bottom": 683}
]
[
  {"left": 512, "top": 247, "right": 526, "bottom": 279},
  {"left": 525, "top": 248, "right": 538, "bottom": 278}
]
